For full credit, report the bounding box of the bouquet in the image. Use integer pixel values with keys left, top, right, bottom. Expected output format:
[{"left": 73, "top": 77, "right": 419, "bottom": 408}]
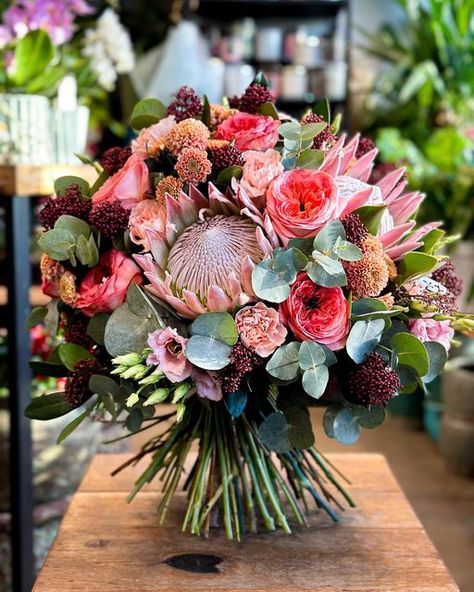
[{"left": 26, "top": 77, "right": 474, "bottom": 540}]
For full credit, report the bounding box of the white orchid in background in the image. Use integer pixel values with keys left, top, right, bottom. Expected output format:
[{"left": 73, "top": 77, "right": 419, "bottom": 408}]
[{"left": 82, "top": 8, "right": 134, "bottom": 92}]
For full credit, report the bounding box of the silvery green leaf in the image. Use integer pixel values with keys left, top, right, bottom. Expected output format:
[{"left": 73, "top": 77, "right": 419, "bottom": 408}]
[
  {"left": 320, "top": 343, "right": 338, "bottom": 366},
  {"left": 302, "top": 365, "right": 329, "bottom": 399},
  {"left": 86, "top": 312, "right": 109, "bottom": 344},
  {"left": 75, "top": 234, "right": 93, "bottom": 266},
  {"left": 189, "top": 312, "right": 238, "bottom": 346},
  {"left": 298, "top": 341, "right": 326, "bottom": 370},
  {"left": 252, "top": 260, "right": 291, "bottom": 303},
  {"left": 300, "top": 121, "right": 327, "bottom": 140},
  {"left": 296, "top": 149, "right": 325, "bottom": 169},
  {"left": 305, "top": 261, "right": 347, "bottom": 288},
  {"left": 185, "top": 335, "right": 232, "bottom": 370},
  {"left": 313, "top": 220, "right": 346, "bottom": 253},
  {"left": 266, "top": 342, "right": 301, "bottom": 381},
  {"left": 285, "top": 406, "right": 314, "bottom": 449},
  {"left": 333, "top": 240, "right": 363, "bottom": 262},
  {"left": 258, "top": 412, "right": 292, "bottom": 453},
  {"left": 38, "top": 228, "right": 76, "bottom": 261},
  {"left": 313, "top": 252, "right": 345, "bottom": 275},
  {"left": 104, "top": 303, "right": 160, "bottom": 357},
  {"left": 278, "top": 122, "right": 301, "bottom": 140},
  {"left": 273, "top": 248, "right": 308, "bottom": 282},
  {"left": 55, "top": 215, "right": 91, "bottom": 239},
  {"left": 86, "top": 233, "right": 99, "bottom": 267},
  {"left": 323, "top": 405, "right": 342, "bottom": 439},
  {"left": 346, "top": 319, "right": 385, "bottom": 363},
  {"left": 354, "top": 405, "right": 386, "bottom": 429},
  {"left": 333, "top": 408, "right": 361, "bottom": 445},
  {"left": 282, "top": 155, "right": 297, "bottom": 170},
  {"left": 422, "top": 341, "right": 448, "bottom": 384},
  {"left": 287, "top": 237, "right": 314, "bottom": 256}
]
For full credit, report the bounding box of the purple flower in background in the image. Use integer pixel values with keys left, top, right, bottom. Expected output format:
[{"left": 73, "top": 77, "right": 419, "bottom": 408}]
[{"left": 1, "top": 0, "right": 94, "bottom": 45}]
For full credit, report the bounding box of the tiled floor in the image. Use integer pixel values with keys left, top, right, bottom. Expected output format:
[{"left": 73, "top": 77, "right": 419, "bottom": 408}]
[{"left": 131, "top": 409, "right": 474, "bottom": 592}]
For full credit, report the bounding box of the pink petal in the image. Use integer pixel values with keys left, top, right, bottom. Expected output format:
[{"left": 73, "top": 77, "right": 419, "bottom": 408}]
[
  {"left": 376, "top": 167, "right": 406, "bottom": 198},
  {"left": 256, "top": 226, "right": 274, "bottom": 256},
  {"left": 389, "top": 192, "right": 424, "bottom": 225},
  {"left": 339, "top": 187, "right": 374, "bottom": 218},
  {"left": 385, "top": 242, "right": 423, "bottom": 260},
  {"left": 242, "top": 256, "right": 256, "bottom": 296},
  {"left": 379, "top": 221, "right": 416, "bottom": 248},
  {"left": 227, "top": 273, "right": 243, "bottom": 300},
  {"left": 207, "top": 285, "right": 232, "bottom": 312},
  {"left": 339, "top": 134, "right": 359, "bottom": 172},
  {"left": 409, "top": 221, "right": 443, "bottom": 244},
  {"left": 182, "top": 290, "right": 207, "bottom": 315},
  {"left": 349, "top": 149, "right": 377, "bottom": 182},
  {"left": 164, "top": 294, "right": 196, "bottom": 318}
]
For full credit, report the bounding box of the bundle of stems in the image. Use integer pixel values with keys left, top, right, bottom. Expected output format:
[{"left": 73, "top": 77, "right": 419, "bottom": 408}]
[{"left": 111, "top": 399, "right": 355, "bottom": 541}]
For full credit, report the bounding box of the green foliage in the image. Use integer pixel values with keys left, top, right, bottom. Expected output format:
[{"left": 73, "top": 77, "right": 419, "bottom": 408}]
[
  {"left": 346, "top": 319, "right": 385, "bottom": 364},
  {"left": 25, "top": 392, "right": 72, "bottom": 420},
  {"left": 225, "top": 390, "right": 248, "bottom": 418},
  {"left": 323, "top": 404, "right": 386, "bottom": 445},
  {"left": 266, "top": 342, "right": 301, "bottom": 381},
  {"left": 58, "top": 343, "right": 94, "bottom": 371},
  {"left": 130, "top": 98, "right": 167, "bottom": 129},
  {"left": 216, "top": 166, "right": 243, "bottom": 185},
  {"left": 11, "top": 30, "right": 54, "bottom": 87},
  {"left": 25, "top": 306, "right": 48, "bottom": 330},
  {"left": 392, "top": 333, "right": 429, "bottom": 377},
  {"left": 56, "top": 404, "right": 95, "bottom": 444},
  {"left": 189, "top": 313, "right": 238, "bottom": 347}
]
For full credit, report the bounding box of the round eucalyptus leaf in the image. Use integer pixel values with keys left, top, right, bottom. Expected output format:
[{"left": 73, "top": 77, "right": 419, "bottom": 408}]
[
  {"left": 422, "top": 341, "right": 448, "bottom": 384},
  {"left": 104, "top": 303, "right": 160, "bottom": 357},
  {"left": 258, "top": 412, "right": 292, "bottom": 453},
  {"left": 189, "top": 312, "right": 238, "bottom": 346},
  {"left": 392, "top": 333, "right": 429, "bottom": 377},
  {"left": 266, "top": 342, "right": 301, "bottom": 381},
  {"left": 323, "top": 405, "right": 342, "bottom": 439},
  {"left": 185, "top": 335, "right": 232, "bottom": 370},
  {"left": 252, "top": 260, "right": 291, "bottom": 303},
  {"left": 302, "top": 365, "right": 329, "bottom": 399},
  {"left": 333, "top": 408, "right": 361, "bottom": 445},
  {"left": 354, "top": 405, "right": 386, "bottom": 429},
  {"left": 346, "top": 319, "right": 385, "bottom": 364},
  {"left": 298, "top": 341, "right": 326, "bottom": 370}
]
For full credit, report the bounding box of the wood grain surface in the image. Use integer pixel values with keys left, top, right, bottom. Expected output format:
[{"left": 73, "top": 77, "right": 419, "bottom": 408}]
[
  {"left": 33, "top": 453, "right": 460, "bottom": 592},
  {"left": 0, "top": 164, "right": 97, "bottom": 197}
]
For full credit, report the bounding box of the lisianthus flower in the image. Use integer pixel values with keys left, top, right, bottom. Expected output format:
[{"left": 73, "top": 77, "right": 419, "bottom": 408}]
[
  {"left": 235, "top": 302, "right": 287, "bottom": 358},
  {"left": 76, "top": 249, "right": 142, "bottom": 317},
  {"left": 408, "top": 319, "right": 454, "bottom": 351},
  {"left": 266, "top": 169, "right": 340, "bottom": 245},
  {"left": 239, "top": 148, "right": 283, "bottom": 208},
  {"left": 147, "top": 327, "right": 192, "bottom": 383},
  {"left": 192, "top": 369, "right": 223, "bottom": 401},
  {"left": 92, "top": 153, "right": 149, "bottom": 210},
  {"left": 280, "top": 273, "right": 350, "bottom": 350},
  {"left": 215, "top": 112, "right": 280, "bottom": 151}
]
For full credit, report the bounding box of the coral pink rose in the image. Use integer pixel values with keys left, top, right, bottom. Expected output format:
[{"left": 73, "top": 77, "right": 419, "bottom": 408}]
[
  {"left": 266, "top": 169, "right": 339, "bottom": 245},
  {"left": 192, "top": 369, "right": 223, "bottom": 401},
  {"left": 240, "top": 148, "right": 284, "bottom": 208},
  {"left": 76, "top": 249, "right": 142, "bottom": 317},
  {"left": 280, "top": 273, "right": 349, "bottom": 350},
  {"left": 408, "top": 319, "right": 454, "bottom": 351},
  {"left": 92, "top": 153, "right": 150, "bottom": 210},
  {"left": 215, "top": 113, "right": 280, "bottom": 151},
  {"left": 235, "top": 302, "right": 287, "bottom": 358},
  {"left": 131, "top": 115, "right": 176, "bottom": 159},
  {"left": 147, "top": 327, "right": 192, "bottom": 383},
  {"left": 129, "top": 199, "right": 167, "bottom": 252}
]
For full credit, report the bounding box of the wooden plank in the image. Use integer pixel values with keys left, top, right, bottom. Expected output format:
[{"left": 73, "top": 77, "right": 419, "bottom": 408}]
[
  {"left": 0, "top": 164, "right": 97, "bottom": 197},
  {"left": 33, "top": 454, "right": 460, "bottom": 592},
  {"left": 0, "top": 284, "right": 49, "bottom": 308}
]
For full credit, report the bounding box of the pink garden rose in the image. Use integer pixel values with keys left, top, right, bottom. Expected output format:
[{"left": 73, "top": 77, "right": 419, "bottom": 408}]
[
  {"left": 408, "top": 319, "right": 454, "bottom": 351},
  {"left": 129, "top": 199, "right": 167, "bottom": 252},
  {"left": 266, "top": 169, "right": 339, "bottom": 245},
  {"left": 235, "top": 302, "right": 287, "bottom": 358},
  {"left": 131, "top": 115, "right": 176, "bottom": 159},
  {"left": 192, "top": 369, "right": 223, "bottom": 401},
  {"left": 280, "top": 273, "right": 349, "bottom": 350},
  {"left": 240, "top": 148, "right": 283, "bottom": 207},
  {"left": 147, "top": 327, "right": 192, "bottom": 383},
  {"left": 76, "top": 249, "right": 142, "bottom": 317},
  {"left": 92, "top": 153, "right": 150, "bottom": 210},
  {"left": 215, "top": 112, "right": 280, "bottom": 151}
]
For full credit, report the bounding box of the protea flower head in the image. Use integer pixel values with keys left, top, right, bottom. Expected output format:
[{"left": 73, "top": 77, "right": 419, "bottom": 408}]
[
  {"left": 134, "top": 185, "right": 278, "bottom": 318},
  {"left": 320, "top": 134, "right": 438, "bottom": 260}
]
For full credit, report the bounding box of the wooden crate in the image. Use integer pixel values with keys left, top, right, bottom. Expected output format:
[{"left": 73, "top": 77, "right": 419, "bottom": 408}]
[{"left": 33, "top": 453, "right": 459, "bottom": 591}]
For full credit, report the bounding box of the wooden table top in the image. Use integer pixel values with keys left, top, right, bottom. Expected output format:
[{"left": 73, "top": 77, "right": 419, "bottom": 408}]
[
  {"left": 33, "top": 453, "right": 459, "bottom": 592},
  {"left": 0, "top": 164, "right": 97, "bottom": 197}
]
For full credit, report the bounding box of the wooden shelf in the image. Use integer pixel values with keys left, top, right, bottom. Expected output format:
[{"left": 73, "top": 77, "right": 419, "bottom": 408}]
[
  {"left": 0, "top": 164, "right": 97, "bottom": 198},
  {"left": 0, "top": 284, "right": 49, "bottom": 308}
]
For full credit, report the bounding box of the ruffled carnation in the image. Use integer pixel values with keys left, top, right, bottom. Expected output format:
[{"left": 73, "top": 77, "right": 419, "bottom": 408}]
[
  {"left": 129, "top": 199, "right": 167, "bottom": 251},
  {"left": 147, "top": 327, "right": 192, "bottom": 383},
  {"left": 280, "top": 273, "right": 350, "bottom": 350},
  {"left": 215, "top": 112, "right": 280, "bottom": 151},
  {"left": 235, "top": 302, "right": 287, "bottom": 358},
  {"left": 408, "top": 318, "right": 454, "bottom": 351},
  {"left": 175, "top": 147, "right": 212, "bottom": 184},
  {"left": 240, "top": 148, "right": 283, "bottom": 207},
  {"left": 266, "top": 169, "right": 339, "bottom": 245}
]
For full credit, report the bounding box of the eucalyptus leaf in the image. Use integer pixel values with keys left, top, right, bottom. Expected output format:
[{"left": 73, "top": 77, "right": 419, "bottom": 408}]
[
  {"left": 225, "top": 390, "right": 248, "bottom": 418},
  {"left": 346, "top": 319, "right": 385, "bottom": 363},
  {"left": 298, "top": 341, "right": 326, "bottom": 370},
  {"left": 104, "top": 303, "right": 160, "bottom": 357},
  {"left": 278, "top": 122, "right": 301, "bottom": 141},
  {"left": 185, "top": 335, "right": 232, "bottom": 370},
  {"left": 323, "top": 405, "right": 342, "bottom": 439},
  {"left": 296, "top": 149, "right": 325, "bottom": 169},
  {"left": 392, "top": 333, "right": 429, "bottom": 377},
  {"left": 75, "top": 234, "right": 94, "bottom": 266},
  {"left": 252, "top": 260, "right": 291, "bottom": 303},
  {"left": 44, "top": 300, "right": 59, "bottom": 335},
  {"left": 354, "top": 406, "right": 386, "bottom": 429},
  {"left": 266, "top": 342, "right": 301, "bottom": 381},
  {"left": 302, "top": 365, "right": 329, "bottom": 399},
  {"left": 333, "top": 408, "right": 361, "bottom": 445},
  {"left": 306, "top": 259, "right": 346, "bottom": 288},
  {"left": 130, "top": 98, "right": 166, "bottom": 129},
  {"left": 300, "top": 122, "right": 327, "bottom": 141},
  {"left": 333, "top": 240, "right": 363, "bottom": 262},
  {"left": 189, "top": 312, "right": 238, "bottom": 346},
  {"left": 54, "top": 175, "right": 90, "bottom": 196},
  {"left": 287, "top": 237, "right": 314, "bottom": 256},
  {"left": 258, "top": 412, "right": 292, "bottom": 453},
  {"left": 87, "top": 313, "right": 109, "bottom": 345},
  {"left": 422, "top": 341, "right": 448, "bottom": 384},
  {"left": 38, "top": 228, "right": 76, "bottom": 261},
  {"left": 313, "top": 220, "right": 346, "bottom": 253},
  {"left": 285, "top": 406, "right": 314, "bottom": 449},
  {"left": 126, "top": 408, "right": 144, "bottom": 432}
]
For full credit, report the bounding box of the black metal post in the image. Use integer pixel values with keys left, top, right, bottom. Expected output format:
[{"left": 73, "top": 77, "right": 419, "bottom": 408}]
[{"left": 4, "top": 195, "right": 34, "bottom": 592}]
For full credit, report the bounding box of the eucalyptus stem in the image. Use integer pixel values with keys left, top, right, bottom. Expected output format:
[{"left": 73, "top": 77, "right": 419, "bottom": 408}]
[
  {"left": 307, "top": 449, "right": 355, "bottom": 508},
  {"left": 215, "top": 407, "right": 234, "bottom": 539},
  {"left": 230, "top": 421, "right": 257, "bottom": 534},
  {"left": 265, "top": 455, "right": 307, "bottom": 527}
]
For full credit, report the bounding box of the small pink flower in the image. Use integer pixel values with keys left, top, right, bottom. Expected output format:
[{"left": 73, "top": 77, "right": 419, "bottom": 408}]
[
  {"left": 235, "top": 302, "right": 287, "bottom": 358},
  {"left": 147, "top": 327, "right": 192, "bottom": 383},
  {"left": 240, "top": 148, "right": 283, "bottom": 208},
  {"left": 408, "top": 319, "right": 454, "bottom": 351},
  {"left": 131, "top": 116, "right": 176, "bottom": 159},
  {"left": 215, "top": 112, "right": 280, "bottom": 151},
  {"left": 129, "top": 199, "right": 167, "bottom": 252},
  {"left": 92, "top": 153, "right": 150, "bottom": 210},
  {"left": 192, "top": 369, "right": 223, "bottom": 401},
  {"left": 266, "top": 169, "right": 340, "bottom": 245}
]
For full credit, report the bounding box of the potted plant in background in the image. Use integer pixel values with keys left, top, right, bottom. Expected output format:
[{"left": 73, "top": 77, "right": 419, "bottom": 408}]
[
  {"left": 358, "top": 0, "right": 474, "bottom": 429},
  {"left": 0, "top": 0, "right": 135, "bottom": 164}
]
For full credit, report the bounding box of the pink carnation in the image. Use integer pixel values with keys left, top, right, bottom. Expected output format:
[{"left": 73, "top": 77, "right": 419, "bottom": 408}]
[
  {"left": 408, "top": 319, "right": 454, "bottom": 351},
  {"left": 92, "top": 153, "right": 150, "bottom": 210},
  {"left": 240, "top": 148, "right": 283, "bottom": 208},
  {"left": 215, "top": 112, "right": 280, "bottom": 151},
  {"left": 131, "top": 116, "right": 176, "bottom": 159},
  {"left": 235, "top": 302, "right": 287, "bottom": 358},
  {"left": 266, "top": 169, "right": 340, "bottom": 245},
  {"left": 147, "top": 327, "right": 192, "bottom": 383},
  {"left": 129, "top": 199, "right": 167, "bottom": 252},
  {"left": 192, "top": 369, "right": 223, "bottom": 402}
]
